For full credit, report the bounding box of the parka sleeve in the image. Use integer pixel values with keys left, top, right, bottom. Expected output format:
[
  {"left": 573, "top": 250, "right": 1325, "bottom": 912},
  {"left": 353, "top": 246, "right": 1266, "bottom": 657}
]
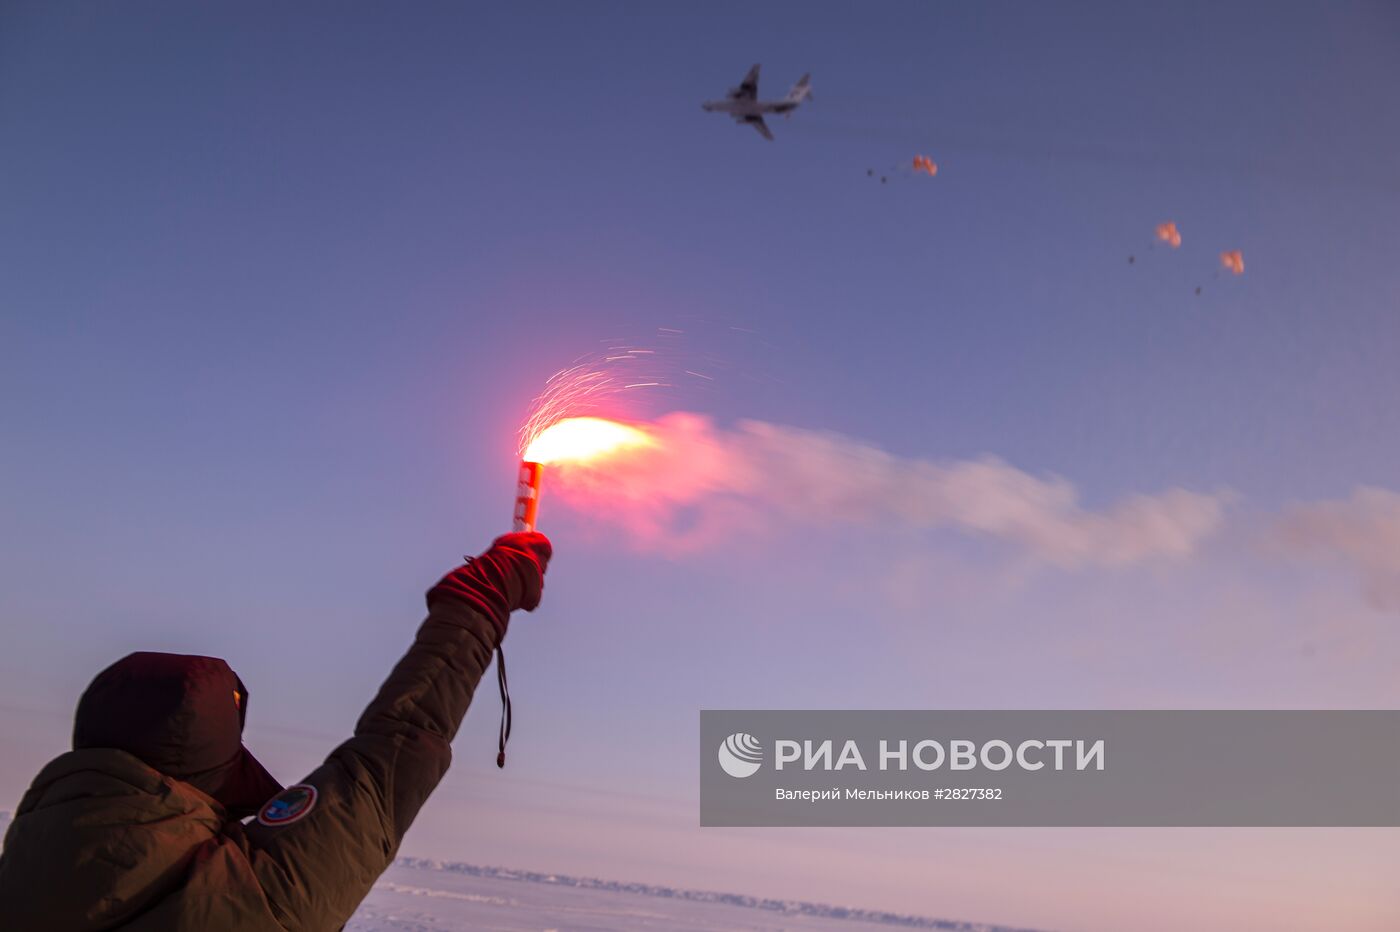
[{"left": 242, "top": 595, "right": 500, "bottom": 932}]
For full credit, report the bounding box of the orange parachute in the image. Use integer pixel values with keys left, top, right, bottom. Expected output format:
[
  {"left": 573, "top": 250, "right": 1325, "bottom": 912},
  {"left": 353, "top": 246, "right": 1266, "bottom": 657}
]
[
  {"left": 1219, "top": 250, "right": 1245, "bottom": 275},
  {"left": 1155, "top": 221, "right": 1181, "bottom": 249},
  {"left": 912, "top": 155, "right": 938, "bottom": 177}
]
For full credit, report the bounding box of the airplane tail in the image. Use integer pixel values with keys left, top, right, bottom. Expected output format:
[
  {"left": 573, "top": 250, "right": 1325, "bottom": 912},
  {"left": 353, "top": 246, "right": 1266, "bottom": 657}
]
[{"left": 785, "top": 73, "right": 812, "bottom": 104}]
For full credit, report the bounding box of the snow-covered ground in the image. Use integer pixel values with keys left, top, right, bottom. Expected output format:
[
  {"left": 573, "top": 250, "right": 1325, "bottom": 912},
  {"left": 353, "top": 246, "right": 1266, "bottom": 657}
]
[
  {"left": 348, "top": 859, "right": 1041, "bottom": 932},
  {"left": 1, "top": 812, "right": 1039, "bottom": 931}
]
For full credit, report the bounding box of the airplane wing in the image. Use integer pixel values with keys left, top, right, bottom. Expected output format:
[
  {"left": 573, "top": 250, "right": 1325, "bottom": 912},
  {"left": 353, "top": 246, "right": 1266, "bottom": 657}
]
[
  {"left": 728, "top": 63, "right": 760, "bottom": 101},
  {"left": 746, "top": 115, "right": 774, "bottom": 141}
]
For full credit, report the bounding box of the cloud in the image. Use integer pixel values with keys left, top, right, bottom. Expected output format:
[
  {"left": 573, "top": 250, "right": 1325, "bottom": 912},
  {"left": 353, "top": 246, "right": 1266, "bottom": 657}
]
[
  {"left": 545, "top": 413, "right": 1228, "bottom": 566},
  {"left": 1270, "top": 486, "right": 1400, "bottom": 611}
]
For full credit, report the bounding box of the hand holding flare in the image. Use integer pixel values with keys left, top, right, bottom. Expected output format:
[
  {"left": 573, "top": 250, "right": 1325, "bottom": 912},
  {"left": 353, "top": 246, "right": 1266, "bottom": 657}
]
[{"left": 498, "top": 416, "right": 652, "bottom": 769}]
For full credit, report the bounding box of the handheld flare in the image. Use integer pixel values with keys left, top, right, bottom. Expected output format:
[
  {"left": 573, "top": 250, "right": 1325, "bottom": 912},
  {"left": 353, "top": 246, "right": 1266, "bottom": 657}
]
[
  {"left": 500, "top": 459, "right": 544, "bottom": 769},
  {"left": 510, "top": 416, "right": 652, "bottom": 532},
  {"left": 512, "top": 461, "right": 544, "bottom": 532}
]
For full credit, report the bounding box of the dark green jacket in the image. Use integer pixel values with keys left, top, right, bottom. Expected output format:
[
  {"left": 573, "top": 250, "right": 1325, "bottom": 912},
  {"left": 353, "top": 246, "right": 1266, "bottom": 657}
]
[{"left": 0, "top": 596, "right": 500, "bottom": 931}]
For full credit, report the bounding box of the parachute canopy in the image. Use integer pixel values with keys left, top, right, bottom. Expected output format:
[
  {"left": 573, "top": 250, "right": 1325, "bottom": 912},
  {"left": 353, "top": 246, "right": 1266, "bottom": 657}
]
[{"left": 1219, "top": 250, "right": 1245, "bottom": 275}]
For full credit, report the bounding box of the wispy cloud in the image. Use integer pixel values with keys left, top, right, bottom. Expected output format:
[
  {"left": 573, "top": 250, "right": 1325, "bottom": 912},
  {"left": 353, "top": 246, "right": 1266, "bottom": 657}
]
[{"left": 1270, "top": 487, "right": 1400, "bottom": 611}]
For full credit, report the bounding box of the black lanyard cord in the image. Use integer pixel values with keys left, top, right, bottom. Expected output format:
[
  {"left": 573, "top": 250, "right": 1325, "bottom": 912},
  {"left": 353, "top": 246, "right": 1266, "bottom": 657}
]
[{"left": 496, "top": 645, "right": 511, "bottom": 768}]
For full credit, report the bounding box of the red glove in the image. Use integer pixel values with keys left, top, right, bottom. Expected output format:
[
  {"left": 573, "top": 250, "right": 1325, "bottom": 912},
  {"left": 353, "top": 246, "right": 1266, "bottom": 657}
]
[{"left": 428, "top": 532, "right": 552, "bottom": 638}]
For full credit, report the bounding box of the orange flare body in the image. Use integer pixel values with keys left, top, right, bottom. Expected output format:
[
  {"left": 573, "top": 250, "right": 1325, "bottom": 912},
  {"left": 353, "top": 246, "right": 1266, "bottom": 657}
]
[
  {"left": 1220, "top": 250, "right": 1245, "bottom": 275},
  {"left": 512, "top": 461, "right": 543, "bottom": 532},
  {"left": 1155, "top": 221, "right": 1181, "bottom": 248}
]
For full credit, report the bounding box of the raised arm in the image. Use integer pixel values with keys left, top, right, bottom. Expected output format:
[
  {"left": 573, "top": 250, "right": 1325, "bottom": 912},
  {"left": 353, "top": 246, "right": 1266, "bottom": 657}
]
[{"left": 242, "top": 532, "right": 551, "bottom": 932}]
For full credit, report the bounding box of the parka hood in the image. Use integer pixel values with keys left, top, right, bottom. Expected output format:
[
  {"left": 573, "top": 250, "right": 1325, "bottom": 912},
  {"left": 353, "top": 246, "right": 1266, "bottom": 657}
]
[{"left": 73, "top": 652, "right": 282, "bottom": 819}]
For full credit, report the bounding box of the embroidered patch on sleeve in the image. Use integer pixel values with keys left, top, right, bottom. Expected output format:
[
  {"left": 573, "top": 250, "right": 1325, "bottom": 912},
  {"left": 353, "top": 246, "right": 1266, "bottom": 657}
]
[{"left": 257, "top": 784, "right": 318, "bottom": 827}]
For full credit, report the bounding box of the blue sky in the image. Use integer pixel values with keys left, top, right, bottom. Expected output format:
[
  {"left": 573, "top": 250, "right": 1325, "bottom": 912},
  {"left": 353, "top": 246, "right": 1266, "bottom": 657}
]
[{"left": 3, "top": 3, "right": 1400, "bottom": 928}]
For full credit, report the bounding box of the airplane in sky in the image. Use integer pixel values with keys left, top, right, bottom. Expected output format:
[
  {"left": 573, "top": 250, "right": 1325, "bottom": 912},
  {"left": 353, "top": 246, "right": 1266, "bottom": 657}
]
[{"left": 702, "top": 64, "right": 812, "bottom": 141}]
